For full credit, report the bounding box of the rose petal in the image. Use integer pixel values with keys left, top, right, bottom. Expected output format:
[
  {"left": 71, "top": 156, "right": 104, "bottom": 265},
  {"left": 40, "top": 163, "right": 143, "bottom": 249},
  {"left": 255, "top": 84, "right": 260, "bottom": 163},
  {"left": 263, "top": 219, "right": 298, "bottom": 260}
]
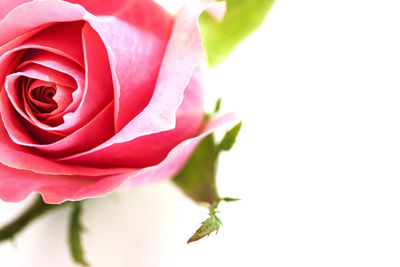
[
  {"left": 112, "top": 2, "right": 208, "bottom": 141},
  {"left": 0, "top": 118, "right": 134, "bottom": 176},
  {"left": 65, "top": 0, "right": 152, "bottom": 17},
  {"left": 17, "top": 49, "right": 84, "bottom": 89},
  {"left": 22, "top": 101, "right": 115, "bottom": 158},
  {"left": 51, "top": 23, "right": 114, "bottom": 133},
  {"left": 17, "top": 50, "right": 85, "bottom": 124},
  {"left": 16, "top": 21, "right": 86, "bottom": 66},
  {"left": 0, "top": 163, "right": 133, "bottom": 204},
  {"left": 58, "top": 67, "right": 205, "bottom": 167},
  {"left": 16, "top": 63, "right": 77, "bottom": 88},
  {"left": 82, "top": 0, "right": 173, "bottom": 130},
  {"left": 29, "top": 84, "right": 74, "bottom": 121},
  {"left": 0, "top": 2, "right": 87, "bottom": 59},
  {"left": 0, "top": 4, "right": 88, "bottom": 134},
  {"left": 0, "top": 48, "right": 85, "bottom": 125},
  {"left": 0, "top": 113, "right": 238, "bottom": 204},
  {"left": 0, "top": 0, "right": 233, "bottom": 205},
  {"left": 3, "top": 21, "right": 115, "bottom": 136},
  {"left": 0, "top": 0, "right": 32, "bottom": 21},
  {"left": 0, "top": 89, "right": 66, "bottom": 145},
  {"left": 4, "top": 65, "right": 77, "bottom": 129},
  {"left": 49, "top": 1, "right": 218, "bottom": 160}
]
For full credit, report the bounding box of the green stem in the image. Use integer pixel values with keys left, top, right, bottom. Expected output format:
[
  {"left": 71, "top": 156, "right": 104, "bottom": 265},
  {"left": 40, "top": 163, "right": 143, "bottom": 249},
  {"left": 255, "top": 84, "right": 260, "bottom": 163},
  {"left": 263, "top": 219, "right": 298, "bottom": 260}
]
[
  {"left": 0, "top": 195, "right": 64, "bottom": 242},
  {"left": 69, "top": 202, "right": 89, "bottom": 266}
]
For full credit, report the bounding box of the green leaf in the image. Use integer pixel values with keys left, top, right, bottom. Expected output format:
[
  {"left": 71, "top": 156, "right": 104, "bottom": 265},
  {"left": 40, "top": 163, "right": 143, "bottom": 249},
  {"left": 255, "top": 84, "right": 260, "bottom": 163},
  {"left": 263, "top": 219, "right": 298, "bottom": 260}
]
[
  {"left": 0, "top": 195, "right": 60, "bottom": 243},
  {"left": 200, "top": 0, "right": 276, "bottom": 66},
  {"left": 69, "top": 202, "right": 89, "bottom": 267},
  {"left": 187, "top": 210, "right": 222, "bottom": 244},
  {"left": 173, "top": 134, "right": 220, "bottom": 204},
  {"left": 218, "top": 121, "right": 242, "bottom": 151}
]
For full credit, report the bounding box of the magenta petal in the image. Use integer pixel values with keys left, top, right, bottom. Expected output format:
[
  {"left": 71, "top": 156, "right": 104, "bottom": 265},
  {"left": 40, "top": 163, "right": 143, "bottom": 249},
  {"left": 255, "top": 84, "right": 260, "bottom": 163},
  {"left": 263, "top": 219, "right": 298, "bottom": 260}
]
[
  {"left": 94, "top": 8, "right": 172, "bottom": 130},
  {"left": 4, "top": 66, "right": 77, "bottom": 131},
  {"left": 58, "top": 67, "right": 205, "bottom": 168},
  {"left": 0, "top": 0, "right": 234, "bottom": 204},
  {"left": 82, "top": 0, "right": 173, "bottom": 131},
  {"left": 112, "top": 2, "right": 208, "bottom": 141},
  {"left": 1, "top": 76, "right": 67, "bottom": 144},
  {"left": 17, "top": 50, "right": 84, "bottom": 88},
  {"left": 0, "top": 113, "right": 238, "bottom": 204},
  {"left": 18, "top": 50, "right": 85, "bottom": 124},
  {"left": 0, "top": 0, "right": 31, "bottom": 21},
  {"left": 56, "top": 1, "right": 214, "bottom": 160},
  {"left": 65, "top": 0, "right": 140, "bottom": 16},
  {"left": 52, "top": 23, "right": 114, "bottom": 133},
  {"left": 0, "top": 120, "right": 135, "bottom": 177},
  {"left": 0, "top": 88, "right": 67, "bottom": 146},
  {"left": 0, "top": 1, "right": 87, "bottom": 52},
  {"left": 58, "top": 111, "right": 204, "bottom": 167},
  {"left": 16, "top": 63, "right": 77, "bottom": 88},
  {"left": 24, "top": 101, "right": 115, "bottom": 158},
  {"left": 0, "top": 163, "right": 133, "bottom": 204},
  {"left": 17, "top": 21, "right": 86, "bottom": 66},
  {"left": 0, "top": 90, "right": 38, "bottom": 145}
]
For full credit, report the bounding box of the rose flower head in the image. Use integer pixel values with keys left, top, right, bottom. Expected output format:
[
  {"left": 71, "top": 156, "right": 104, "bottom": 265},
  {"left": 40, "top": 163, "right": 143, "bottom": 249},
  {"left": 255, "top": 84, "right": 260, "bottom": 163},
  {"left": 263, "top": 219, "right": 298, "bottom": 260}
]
[{"left": 0, "top": 0, "right": 235, "bottom": 204}]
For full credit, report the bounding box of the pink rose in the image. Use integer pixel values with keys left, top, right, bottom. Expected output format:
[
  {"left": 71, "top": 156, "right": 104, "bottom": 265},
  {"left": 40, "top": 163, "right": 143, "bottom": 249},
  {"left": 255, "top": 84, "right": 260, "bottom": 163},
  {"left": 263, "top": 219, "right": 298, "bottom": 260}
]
[{"left": 0, "top": 0, "right": 235, "bottom": 204}]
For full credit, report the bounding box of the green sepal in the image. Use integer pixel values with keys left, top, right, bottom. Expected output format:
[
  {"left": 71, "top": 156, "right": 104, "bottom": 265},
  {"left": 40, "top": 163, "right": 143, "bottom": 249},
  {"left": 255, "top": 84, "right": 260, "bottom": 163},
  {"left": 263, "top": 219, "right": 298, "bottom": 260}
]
[
  {"left": 69, "top": 202, "right": 89, "bottom": 267},
  {"left": 200, "top": 0, "right": 276, "bottom": 66},
  {"left": 173, "top": 119, "right": 242, "bottom": 205},
  {"left": 218, "top": 122, "right": 242, "bottom": 151},
  {"left": 173, "top": 134, "right": 220, "bottom": 204}
]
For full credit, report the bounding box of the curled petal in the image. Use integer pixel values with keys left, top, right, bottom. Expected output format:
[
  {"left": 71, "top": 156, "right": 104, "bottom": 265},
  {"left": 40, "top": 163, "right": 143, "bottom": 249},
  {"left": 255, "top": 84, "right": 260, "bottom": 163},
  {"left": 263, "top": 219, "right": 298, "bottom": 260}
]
[
  {"left": 0, "top": 1, "right": 87, "bottom": 55},
  {"left": 0, "top": 113, "right": 238, "bottom": 204},
  {"left": 0, "top": 119, "right": 132, "bottom": 177},
  {"left": 23, "top": 101, "right": 115, "bottom": 158},
  {"left": 58, "top": 67, "right": 205, "bottom": 167},
  {"left": 91, "top": 7, "right": 173, "bottom": 131},
  {"left": 53, "top": 23, "right": 114, "bottom": 133},
  {"left": 16, "top": 21, "right": 86, "bottom": 67}
]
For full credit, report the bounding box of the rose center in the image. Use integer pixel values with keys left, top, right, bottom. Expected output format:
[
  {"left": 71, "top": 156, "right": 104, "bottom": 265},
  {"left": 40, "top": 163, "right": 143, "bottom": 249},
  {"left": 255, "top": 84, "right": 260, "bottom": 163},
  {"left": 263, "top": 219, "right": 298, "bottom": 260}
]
[{"left": 26, "top": 80, "right": 58, "bottom": 114}]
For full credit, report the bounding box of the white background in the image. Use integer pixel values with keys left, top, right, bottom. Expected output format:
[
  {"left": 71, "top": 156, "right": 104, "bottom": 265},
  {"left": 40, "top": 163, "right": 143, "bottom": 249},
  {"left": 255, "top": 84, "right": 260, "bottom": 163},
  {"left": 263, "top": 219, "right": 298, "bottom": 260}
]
[{"left": 1, "top": 0, "right": 400, "bottom": 266}]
